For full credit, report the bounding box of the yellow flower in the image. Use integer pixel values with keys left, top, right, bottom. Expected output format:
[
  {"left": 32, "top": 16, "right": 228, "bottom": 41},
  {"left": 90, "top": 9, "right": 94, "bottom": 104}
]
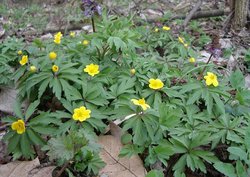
[
  {"left": 189, "top": 57, "right": 196, "bottom": 63},
  {"left": 70, "top": 31, "right": 76, "bottom": 37},
  {"left": 19, "top": 55, "right": 28, "bottom": 66},
  {"left": 178, "top": 36, "right": 185, "bottom": 44},
  {"left": 204, "top": 72, "right": 219, "bottom": 87},
  {"left": 72, "top": 106, "right": 91, "bottom": 122},
  {"left": 84, "top": 63, "right": 100, "bottom": 77},
  {"left": 149, "top": 79, "right": 164, "bottom": 90},
  {"left": 54, "top": 32, "right": 62, "bottom": 44},
  {"left": 11, "top": 120, "right": 25, "bottom": 134},
  {"left": 154, "top": 28, "right": 159, "bottom": 32},
  {"left": 52, "top": 65, "right": 59, "bottom": 72},
  {"left": 162, "top": 26, "right": 171, "bottom": 31},
  {"left": 17, "top": 50, "right": 22, "bottom": 55},
  {"left": 184, "top": 43, "right": 188, "bottom": 48},
  {"left": 30, "top": 65, "right": 37, "bottom": 72},
  {"left": 54, "top": 37, "right": 61, "bottom": 44},
  {"left": 131, "top": 98, "right": 150, "bottom": 111},
  {"left": 82, "top": 40, "right": 89, "bottom": 45},
  {"left": 49, "top": 52, "right": 57, "bottom": 60},
  {"left": 130, "top": 68, "right": 136, "bottom": 75},
  {"left": 54, "top": 32, "right": 62, "bottom": 38}
]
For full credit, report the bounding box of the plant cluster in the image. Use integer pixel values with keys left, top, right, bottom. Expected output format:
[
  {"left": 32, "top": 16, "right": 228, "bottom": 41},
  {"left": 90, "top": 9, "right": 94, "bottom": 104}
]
[{"left": 1, "top": 10, "right": 250, "bottom": 177}]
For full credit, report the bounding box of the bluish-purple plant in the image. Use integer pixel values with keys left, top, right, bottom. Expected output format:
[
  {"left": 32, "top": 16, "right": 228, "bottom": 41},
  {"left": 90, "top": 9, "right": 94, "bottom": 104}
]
[{"left": 82, "top": 0, "right": 102, "bottom": 17}]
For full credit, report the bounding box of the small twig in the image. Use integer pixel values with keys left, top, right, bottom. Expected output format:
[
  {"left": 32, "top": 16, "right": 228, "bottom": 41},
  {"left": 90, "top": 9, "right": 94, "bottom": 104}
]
[
  {"left": 222, "top": 11, "right": 234, "bottom": 31},
  {"left": 91, "top": 17, "right": 96, "bottom": 33},
  {"left": 198, "top": 53, "right": 213, "bottom": 80},
  {"left": 56, "top": 161, "right": 70, "bottom": 177},
  {"left": 170, "top": 9, "right": 230, "bottom": 21},
  {"left": 183, "top": 0, "right": 203, "bottom": 28}
]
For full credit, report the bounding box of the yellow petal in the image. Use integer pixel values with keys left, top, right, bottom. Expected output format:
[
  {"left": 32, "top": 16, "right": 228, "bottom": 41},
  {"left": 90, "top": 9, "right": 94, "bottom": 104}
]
[
  {"left": 206, "top": 78, "right": 213, "bottom": 86},
  {"left": 213, "top": 79, "right": 219, "bottom": 87}
]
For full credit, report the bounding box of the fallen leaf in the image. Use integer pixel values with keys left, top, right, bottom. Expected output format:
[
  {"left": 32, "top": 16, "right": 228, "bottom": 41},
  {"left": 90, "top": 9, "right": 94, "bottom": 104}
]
[
  {"left": 98, "top": 123, "right": 147, "bottom": 177},
  {"left": 0, "top": 158, "right": 55, "bottom": 177}
]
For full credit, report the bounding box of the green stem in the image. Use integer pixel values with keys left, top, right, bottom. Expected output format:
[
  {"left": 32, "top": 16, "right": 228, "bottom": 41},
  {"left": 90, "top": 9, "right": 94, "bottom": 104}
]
[
  {"left": 198, "top": 53, "right": 213, "bottom": 80},
  {"left": 91, "top": 17, "right": 96, "bottom": 32}
]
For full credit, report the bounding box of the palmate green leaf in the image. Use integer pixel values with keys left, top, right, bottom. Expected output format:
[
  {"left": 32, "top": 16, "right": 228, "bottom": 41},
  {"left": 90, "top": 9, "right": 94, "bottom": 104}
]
[
  {"left": 180, "top": 82, "right": 201, "bottom": 94},
  {"left": 226, "top": 131, "right": 243, "bottom": 144},
  {"left": 211, "top": 93, "right": 225, "bottom": 115},
  {"left": 154, "top": 141, "right": 174, "bottom": 165},
  {"left": 13, "top": 101, "right": 23, "bottom": 118},
  {"left": 192, "top": 150, "right": 218, "bottom": 164},
  {"left": 60, "top": 99, "right": 73, "bottom": 113},
  {"left": 227, "top": 147, "right": 247, "bottom": 162},
  {"left": 230, "top": 69, "right": 245, "bottom": 89},
  {"left": 26, "top": 129, "right": 45, "bottom": 146},
  {"left": 173, "top": 154, "right": 187, "bottom": 172},
  {"left": 29, "top": 112, "right": 61, "bottom": 125},
  {"left": 202, "top": 88, "right": 213, "bottom": 115},
  {"left": 133, "top": 117, "right": 147, "bottom": 146},
  {"left": 13, "top": 66, "right": 26, "bottom": 82},
  {"left": 31, "top": 125, "right": 57, "bottom": 135},
  {"left": 59, "top": 62, "right": 79, "bottom": 71},
  {"left": 187, "top": 89, "right": 202, "bottom": 105},
  {"left": 119, "top": 144, "right": 144, "bottom": 157},
  {"left": 87, "top": 97, "right": 109, "bottom": 106},
  {"left": 236, "top": 161, "right": 248, "bottom": 177},
  {"left": 116, "top": 77, "right": 136, "bottom": 96},
  {"left": 186, "top": 154, "right": 195, "bottom": 172},
  {"left": 50, "top": 77, "right": 62, "bottom": 100},
  {"left": 143, "top": 114, "right": 159, "bottom": 142},
  {"left": 86, "top": 155, "right": 105, "bottom": 175},
  {"left": 2, "top": 116, "right": 17, "bottom": 123},
  {"left": 42, "top": 136, "right": 75, "bottom": 161},
  {"left": 60, "top": 79, "right": 76, "bottom": 101},
  {"left": 173, "top": 170, "right": 186, "bottom": 177},
  {"left": 153, "top": 91, "right": 162, "bottom": 109},
  {"left": 213, "top": 162, "right": 237, "bottom": 177},
  {"left": 20, "top": 133, "right": 33, "bottom": 158},
  {"left": 146, "top": 170, "right": 164, "bottom": 177},
  {"left": 60, "top": 74, "right": 82, "bottom": 85},
  {"left": 25, "top": 100, "right": 40, "bottom": 120},
  {"left": 244, "top": 126, "right": 250, "bottom": 150},
  {"left": 109, "top": 106, "right": 135, "bottom": 120},
  {"left": 26, "top": 72, "right": 52, "bottom": 91},
  {"left": 38, "top": 77, "right": 52, "bottom": 98},
  {"left": 7, "top": 133, "right": 21, "bottom": 153},
  {"left": 159, "top": 103, "right": 182, "bottom": 129},
  {"left": 86, "top": 118, "right": 106, "bottom": 132},
  {"left": 107, "top": 36, "right": 127, "bottom": 51},
  {"left": 190, "top": 154, "right": 206, "bottom": 173}
]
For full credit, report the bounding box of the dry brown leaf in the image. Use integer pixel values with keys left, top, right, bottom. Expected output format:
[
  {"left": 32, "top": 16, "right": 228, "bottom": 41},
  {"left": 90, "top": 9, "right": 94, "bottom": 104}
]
[
  {"left": 0, "top": 158, "right": 55, "bottom": 177},
  {"left": 98, "top": 123, "right": 147, "bottom": 177}
]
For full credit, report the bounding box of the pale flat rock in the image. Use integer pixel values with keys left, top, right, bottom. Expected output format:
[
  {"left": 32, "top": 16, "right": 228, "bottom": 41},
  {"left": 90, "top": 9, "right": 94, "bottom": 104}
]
[
  {"left": 245, "top": 75, "right": 250, "bottom": 90},
  {"left": 40, "top": 33, "right": 53, "bottom": 40},
  {"left": 220, "top": 38, "right": 232, "bottom": 49},
  {"left": 0, "top": 87, "right": 18, "bottom": 114}
]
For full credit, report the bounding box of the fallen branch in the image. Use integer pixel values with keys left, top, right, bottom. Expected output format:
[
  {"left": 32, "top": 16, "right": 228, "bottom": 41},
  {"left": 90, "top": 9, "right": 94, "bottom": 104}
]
[
  {"left": 171, "top": 9, "right": 230, "bottom": 21},
  {"left": 183, "top": 0, "right": 203, "bottom": 28}
]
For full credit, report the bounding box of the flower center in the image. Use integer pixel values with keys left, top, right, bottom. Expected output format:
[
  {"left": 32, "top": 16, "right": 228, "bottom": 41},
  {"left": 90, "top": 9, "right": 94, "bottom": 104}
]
[
  {"left": 138, "top": 99, "right": 145, "bottom": 105},
  {"left": 209, "top": 75, "right": 215, "bottom": 80}
]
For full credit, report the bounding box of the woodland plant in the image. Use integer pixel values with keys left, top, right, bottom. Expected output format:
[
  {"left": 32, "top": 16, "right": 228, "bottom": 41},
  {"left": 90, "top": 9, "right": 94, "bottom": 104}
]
[{"left": 1, "top": 10, "right": 250, "bottom": 177}]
